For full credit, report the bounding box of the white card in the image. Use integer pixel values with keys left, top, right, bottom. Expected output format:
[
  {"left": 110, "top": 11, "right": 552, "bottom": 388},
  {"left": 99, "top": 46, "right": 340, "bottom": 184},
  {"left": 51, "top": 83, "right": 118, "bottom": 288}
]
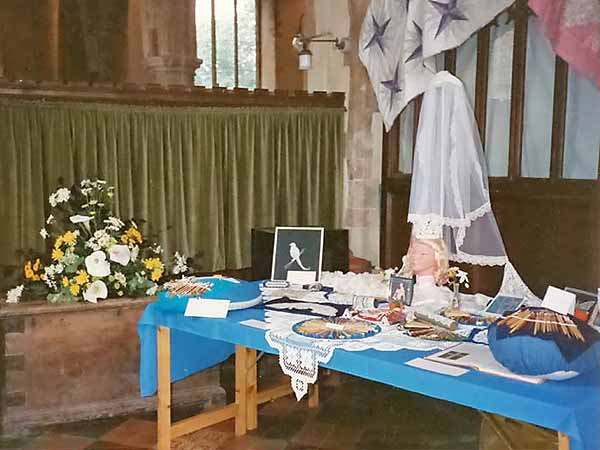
[
  {"left": 406, "top": 357, "right": 469, "bottom": 376},
  {"left": 286, "top": 270, "right": 317, "bottom": 284},
  {"left": 184, "top": 298, "right": 230, "bottom": 318},
  {"left": 542, "top": 286, "right": 576, "bottom": 315},
  {"left": 239, "top": 319, "right": 269, "bottom": 330}
]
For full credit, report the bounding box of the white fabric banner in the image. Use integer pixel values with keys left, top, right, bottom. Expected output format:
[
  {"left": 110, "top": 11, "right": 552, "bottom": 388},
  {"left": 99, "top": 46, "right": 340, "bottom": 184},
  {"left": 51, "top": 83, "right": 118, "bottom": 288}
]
[{"left": 359, "top": 0, "right": 514, "bottom": 131}]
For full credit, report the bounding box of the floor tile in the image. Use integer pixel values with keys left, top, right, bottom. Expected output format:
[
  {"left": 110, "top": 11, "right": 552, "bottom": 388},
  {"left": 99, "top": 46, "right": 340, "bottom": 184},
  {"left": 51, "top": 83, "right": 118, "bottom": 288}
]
[
  {"left": 84, "top": 441, "right": 149, "bottom": 450},
  {"left": 0, "top": 435, "right": 37, "bottom": 449},
  {"left": 100, "top": 419, "right": 156, "bottom": 449},
  {"left": 41, "top": 416, "right": 128, "bottom": 439},
  {"left": 319, "top": 423, "right": 364, "bottom": 450},
  {"left": 217, "top": 434, "right": 288, "bottom": 450},
  {"left": 289, "top": 421, "right": 333, "bottom": 448},
  {"left": 171, "top": 428, "right": 232, "bottom": 450},
  {"left": 23, "top": 432, "right": 94, "bottom": 450}
]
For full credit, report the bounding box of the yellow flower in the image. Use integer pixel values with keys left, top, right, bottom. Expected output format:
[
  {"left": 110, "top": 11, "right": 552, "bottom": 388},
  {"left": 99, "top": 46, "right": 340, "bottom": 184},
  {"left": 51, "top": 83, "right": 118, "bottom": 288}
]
[
  {"left": 31, "top": 274, "right": 40, "bottom": 281},
  {"left": 75, "top": 270, "right": 89, "bottom": 285},
  {"left": 121, "top": 227, "right": 142, "bottom": 245},
  {"left": 62, "top": 231, "right": 77, "bottom": 246},
  {"left": 69, "top": 283, "right": 80, "bottom": 296},
  {"left": 51, "top": 247, "right": 64, "bottom": 261},
  {"left": 54, "top": 236, "right": 63, "bottom": 249},
  {"left": 151, "top": 268, "right": 163, "bottom": 281},
  {"left": 62, "top": 276, "right": 69, "bottom": 287},
  {"left": 143, "top": 258, "right": 162, "bottom": 271},
  {"left": 24, "top": 261, "right": 34, "bottom": 279},
  {"left": 33, "top": 258, "right": 42, "bottom": 272}
]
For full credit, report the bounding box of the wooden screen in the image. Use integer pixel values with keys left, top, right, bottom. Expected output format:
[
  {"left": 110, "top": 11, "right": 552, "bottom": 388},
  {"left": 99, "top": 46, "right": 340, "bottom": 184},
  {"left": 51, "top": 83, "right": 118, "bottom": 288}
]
[{"left": 381, "top": 0, "right": 600, "bottom": 297}]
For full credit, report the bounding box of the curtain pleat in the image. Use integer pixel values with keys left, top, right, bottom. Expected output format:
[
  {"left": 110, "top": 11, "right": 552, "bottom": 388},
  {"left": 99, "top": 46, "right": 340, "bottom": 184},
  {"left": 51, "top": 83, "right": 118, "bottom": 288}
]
[{"left": 0, "top": 99, "right": 344, "bottom": 274}]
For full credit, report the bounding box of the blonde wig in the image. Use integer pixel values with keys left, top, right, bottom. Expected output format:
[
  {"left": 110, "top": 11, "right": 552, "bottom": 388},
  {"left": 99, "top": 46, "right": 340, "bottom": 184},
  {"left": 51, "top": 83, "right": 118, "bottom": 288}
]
[{"left": 400, "top": 238, "right": 449, "bottom": 285}]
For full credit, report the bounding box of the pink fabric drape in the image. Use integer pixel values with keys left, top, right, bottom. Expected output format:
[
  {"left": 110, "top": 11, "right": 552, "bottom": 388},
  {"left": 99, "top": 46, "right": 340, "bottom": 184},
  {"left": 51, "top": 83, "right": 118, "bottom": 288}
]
[{"left": 529, "top": 0, "right": 600, "bottom": 89}]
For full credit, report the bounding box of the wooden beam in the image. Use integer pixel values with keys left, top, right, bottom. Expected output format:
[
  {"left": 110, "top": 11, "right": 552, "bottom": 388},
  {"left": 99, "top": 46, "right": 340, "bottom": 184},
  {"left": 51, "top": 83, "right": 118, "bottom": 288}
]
[
  {"left": 380, "top": 117, "right": 401, "bottom": 268},
  {"left": 234, "top": 345, "right": 248, "bottom": 436},
  {"left": 157, "top": 326, "right": 171, "bottom": 450},
  {"left": 210, "top": 0, "right": 217, "bottom": 86},
  {"left": 246, "top": 348, "right": 258, "bottom": 431},
  {"left": 257, "top": 382, "right": 293, "bottom": 404},
  {"left": 308, "top": 382, "right": 319, "bottom": 408},
  {"left": 0, "top": 81, "right": 345, "bottom": 108},
  {"left": 171, "top": 404, "right": 238, "bottom": 439},
  {"left": 475, "top": 26, "right": 490, "bottom": 149},
  {"left": 558, "top": 432, "right": 571, "bottom": 450},
  {"left": 445, "top": 49, "right": 457, "bottom": 75},
  {"left": 550, "top": 57, "right": 568, "bottom": 179},
  {"left": 234, "top": 0, "right": 239, "bottom": 87},
  {"left": 255, "top": 0, "right": 262, "bottom": 89},
  {"left": 508, "top": 0, "right": 528, "bottom": 179}
]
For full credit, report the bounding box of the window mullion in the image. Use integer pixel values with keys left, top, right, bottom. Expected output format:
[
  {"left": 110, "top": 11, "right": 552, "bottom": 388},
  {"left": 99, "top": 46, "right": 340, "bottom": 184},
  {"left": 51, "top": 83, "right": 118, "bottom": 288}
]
[
  {"left": 210, "top": 0, "right": 218, "bottom": 87},
  {"left": 234, "top": 0, "right": 239, "bottom": 88}
]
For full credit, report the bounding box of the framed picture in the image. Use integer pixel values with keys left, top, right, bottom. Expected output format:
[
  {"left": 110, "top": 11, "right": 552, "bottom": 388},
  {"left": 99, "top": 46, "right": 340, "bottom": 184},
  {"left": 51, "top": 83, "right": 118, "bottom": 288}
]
[
  {"left": 388, "top": 275, "right": 415, "bottom": 307},
  {"left": 271, "top": 226, "right": 324, "bottom": 284},
  {"left": 483, "top": 295, "right": 525, "bottom": 316}
]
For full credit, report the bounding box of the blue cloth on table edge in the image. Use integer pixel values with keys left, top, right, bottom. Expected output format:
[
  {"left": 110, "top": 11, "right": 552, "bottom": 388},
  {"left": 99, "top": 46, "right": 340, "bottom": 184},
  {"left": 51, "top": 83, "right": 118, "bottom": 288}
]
[{"left": 137, "top": 302, "right": 600, "bottom": 450}]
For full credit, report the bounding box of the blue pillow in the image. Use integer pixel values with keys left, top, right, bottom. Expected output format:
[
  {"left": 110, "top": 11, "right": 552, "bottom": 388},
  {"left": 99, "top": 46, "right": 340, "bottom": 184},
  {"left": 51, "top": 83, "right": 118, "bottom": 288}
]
[
  {"left": 155, "top": 277, "right": 263, "bottom": 313},
  {"left": 488, "top": 323, "right": 600, "bottom": 379}
]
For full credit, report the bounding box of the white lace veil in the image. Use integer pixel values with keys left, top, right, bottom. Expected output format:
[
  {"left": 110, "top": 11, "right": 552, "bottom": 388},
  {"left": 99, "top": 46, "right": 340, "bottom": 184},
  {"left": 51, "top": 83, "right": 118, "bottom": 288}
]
[{"left": 408, "top": 71, "right": 539, "bottom": 302}]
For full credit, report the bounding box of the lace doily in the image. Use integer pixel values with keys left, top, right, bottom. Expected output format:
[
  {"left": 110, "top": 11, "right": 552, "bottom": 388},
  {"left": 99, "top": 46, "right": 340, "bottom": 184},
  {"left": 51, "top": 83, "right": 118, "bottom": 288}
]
[{"left": 264, "top": 311, "right": 455, "bottom": 400}]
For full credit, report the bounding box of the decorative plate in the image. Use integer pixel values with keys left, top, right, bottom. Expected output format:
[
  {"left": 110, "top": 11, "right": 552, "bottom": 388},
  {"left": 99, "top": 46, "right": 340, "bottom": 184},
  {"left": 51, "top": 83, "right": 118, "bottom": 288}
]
[{"left": 292, "top": 317, "right": 381, "bottom": 340}]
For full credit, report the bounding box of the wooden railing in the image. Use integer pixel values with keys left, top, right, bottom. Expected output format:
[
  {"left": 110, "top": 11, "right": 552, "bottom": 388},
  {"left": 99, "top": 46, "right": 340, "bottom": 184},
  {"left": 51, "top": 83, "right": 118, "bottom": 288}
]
[{"left": 0, "top": 78, "right": 345, "bottom": 109}]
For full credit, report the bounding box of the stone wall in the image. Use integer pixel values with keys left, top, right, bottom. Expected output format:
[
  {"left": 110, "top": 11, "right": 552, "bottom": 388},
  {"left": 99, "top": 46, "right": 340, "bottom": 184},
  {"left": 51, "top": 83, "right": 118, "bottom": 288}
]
[{"left": 306, "top": 0, "right": 382, "bottom": 268}]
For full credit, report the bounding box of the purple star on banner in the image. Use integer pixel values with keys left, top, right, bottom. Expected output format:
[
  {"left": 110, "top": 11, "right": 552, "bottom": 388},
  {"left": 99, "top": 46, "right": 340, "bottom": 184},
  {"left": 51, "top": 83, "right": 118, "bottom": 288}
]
[
  {"left": 405, "top": 21, "right": 423, "bottom": 63},
  {"left": 429, "top": 0, "right": 468, "bottom": 38},
  {"left": 363, "top": 15, "right": 391, "bottom": 53},
  {"left": 381, "top": 64, "right": 402, "bottom": 111}
]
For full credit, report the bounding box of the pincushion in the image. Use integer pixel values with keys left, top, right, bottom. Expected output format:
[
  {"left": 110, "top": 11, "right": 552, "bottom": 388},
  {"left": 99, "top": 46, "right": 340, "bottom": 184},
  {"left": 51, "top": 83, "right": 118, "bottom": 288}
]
[
  {"left": 488, "top": 307, "right": 600, "bottom": 379},
  {"left": 156, "top": 276, "right": 262, "bottom": 313}
]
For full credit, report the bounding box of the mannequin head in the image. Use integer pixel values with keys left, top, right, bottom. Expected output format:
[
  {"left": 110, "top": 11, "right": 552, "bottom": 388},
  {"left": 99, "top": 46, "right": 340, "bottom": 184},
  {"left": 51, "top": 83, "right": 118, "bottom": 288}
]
[{"left": 402, "top": 238, "right": 449, "bottom": 285}]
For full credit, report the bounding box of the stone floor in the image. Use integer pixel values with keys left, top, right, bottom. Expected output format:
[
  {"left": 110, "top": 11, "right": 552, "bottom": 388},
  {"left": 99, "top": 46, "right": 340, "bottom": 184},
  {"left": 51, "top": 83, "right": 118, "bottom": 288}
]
[{"left": 0, "top": 372, "right": 483, "bottom": 450}]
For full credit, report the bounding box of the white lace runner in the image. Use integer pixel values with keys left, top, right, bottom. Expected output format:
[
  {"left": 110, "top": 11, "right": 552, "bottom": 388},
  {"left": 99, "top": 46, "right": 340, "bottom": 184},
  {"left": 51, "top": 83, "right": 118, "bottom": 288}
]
[{"left": 264, "top": 311, "right": 455, "bottom": 400}]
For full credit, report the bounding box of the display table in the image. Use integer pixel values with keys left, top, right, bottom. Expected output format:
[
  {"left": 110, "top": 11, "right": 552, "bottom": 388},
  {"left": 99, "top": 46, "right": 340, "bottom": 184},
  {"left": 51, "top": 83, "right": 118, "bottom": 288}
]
[{"left": 138, "top": 303, "right": 600, "bottom": 450}]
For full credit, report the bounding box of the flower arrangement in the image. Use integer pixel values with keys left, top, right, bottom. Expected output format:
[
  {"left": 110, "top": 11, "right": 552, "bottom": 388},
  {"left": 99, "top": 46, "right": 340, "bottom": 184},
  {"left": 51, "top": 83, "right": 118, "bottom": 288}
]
[
  {"left": 5, "top": 179, "right": 189, "bottom": 304},
  {"left": 443, "top": 266, "right": 470, "bottom": 289}
]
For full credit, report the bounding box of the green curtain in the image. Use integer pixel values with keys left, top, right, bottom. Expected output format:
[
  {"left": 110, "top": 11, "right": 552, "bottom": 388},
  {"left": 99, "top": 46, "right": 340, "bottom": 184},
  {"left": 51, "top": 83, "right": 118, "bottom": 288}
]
[{"left": 0, "top": 99, "right": 344, "bottom": 273}]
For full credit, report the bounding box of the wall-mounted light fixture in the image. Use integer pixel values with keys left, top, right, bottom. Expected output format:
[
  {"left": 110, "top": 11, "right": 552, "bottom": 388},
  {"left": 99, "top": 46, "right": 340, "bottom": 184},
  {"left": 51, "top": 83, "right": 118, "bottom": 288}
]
[{"left": 292, "top": 32, "right": 351, "bottom": 71}]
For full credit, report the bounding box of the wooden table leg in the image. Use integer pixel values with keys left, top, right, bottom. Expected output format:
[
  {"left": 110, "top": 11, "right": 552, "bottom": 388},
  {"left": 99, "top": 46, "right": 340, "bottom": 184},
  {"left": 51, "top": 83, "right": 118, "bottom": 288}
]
[
  {"left": 308, "top": 382, "right": 319, "bottom": 408},
  {"left": 246, "top": 348, "right": 258, "bottom": 431},
  {"left": 235, "top": 345, "right": 248, "bottom": 436},
  {"left": 157, "top": 326, "right": 171, "bottom": 450},
  {"left": 558, "top": 432, "right": 570, "bottom": 450}
]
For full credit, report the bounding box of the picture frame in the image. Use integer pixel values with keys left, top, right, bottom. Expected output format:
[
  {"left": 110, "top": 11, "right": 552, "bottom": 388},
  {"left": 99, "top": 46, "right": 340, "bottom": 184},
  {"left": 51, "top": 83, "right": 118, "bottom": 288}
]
[
  {"left": 483, "top": 294, "right": 525, "bottom": 316},
  {"left": 564, "top": 287, "right": 599, "bottom": 325},
  {"left": 270, "top": 226, "right": 324, "bottom": 284},
  {"left": 388, "top": 275, "right": 415, "bottom": 307}
]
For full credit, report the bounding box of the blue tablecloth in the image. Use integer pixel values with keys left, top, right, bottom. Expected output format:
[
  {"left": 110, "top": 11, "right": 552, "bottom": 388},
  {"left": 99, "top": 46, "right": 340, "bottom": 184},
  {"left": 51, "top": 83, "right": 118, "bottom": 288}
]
[{"left": 138, "top": 303, "right": 600, "bottom": 450}]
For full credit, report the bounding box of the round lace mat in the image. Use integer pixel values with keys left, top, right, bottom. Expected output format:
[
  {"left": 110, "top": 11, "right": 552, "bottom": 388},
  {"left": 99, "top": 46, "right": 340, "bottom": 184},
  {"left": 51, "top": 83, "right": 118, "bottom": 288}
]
[{"left": 292, "top": 318, "right": 381, "bottom": 340}]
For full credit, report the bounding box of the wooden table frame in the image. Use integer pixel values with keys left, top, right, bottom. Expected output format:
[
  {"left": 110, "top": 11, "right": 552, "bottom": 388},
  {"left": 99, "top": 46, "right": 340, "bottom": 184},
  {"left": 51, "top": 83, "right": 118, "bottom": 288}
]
[
  {"left": 156, "top": 326, "right": 318, "bottom": 450},
  {"left": 155, "top": 325, "right": 570, "bottom": 450}
]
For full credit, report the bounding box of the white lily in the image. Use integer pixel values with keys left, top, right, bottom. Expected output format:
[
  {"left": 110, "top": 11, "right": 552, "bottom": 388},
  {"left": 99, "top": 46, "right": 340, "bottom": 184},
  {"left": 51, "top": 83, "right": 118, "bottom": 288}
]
[
  {"left": 83, "top": 280, "right": 108, "bottom": 303},
  {"left": 6, "top": 285, "right": 24, "bottom": 304},
  {"left": 85, "top": 251, "right": 111, "bottom": 277},
  {"left": 108, "top": 244, "right": 131, "bottom": 266},
  {"left": 70, "top": 215, "right": 92, "bottom": 224}
]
